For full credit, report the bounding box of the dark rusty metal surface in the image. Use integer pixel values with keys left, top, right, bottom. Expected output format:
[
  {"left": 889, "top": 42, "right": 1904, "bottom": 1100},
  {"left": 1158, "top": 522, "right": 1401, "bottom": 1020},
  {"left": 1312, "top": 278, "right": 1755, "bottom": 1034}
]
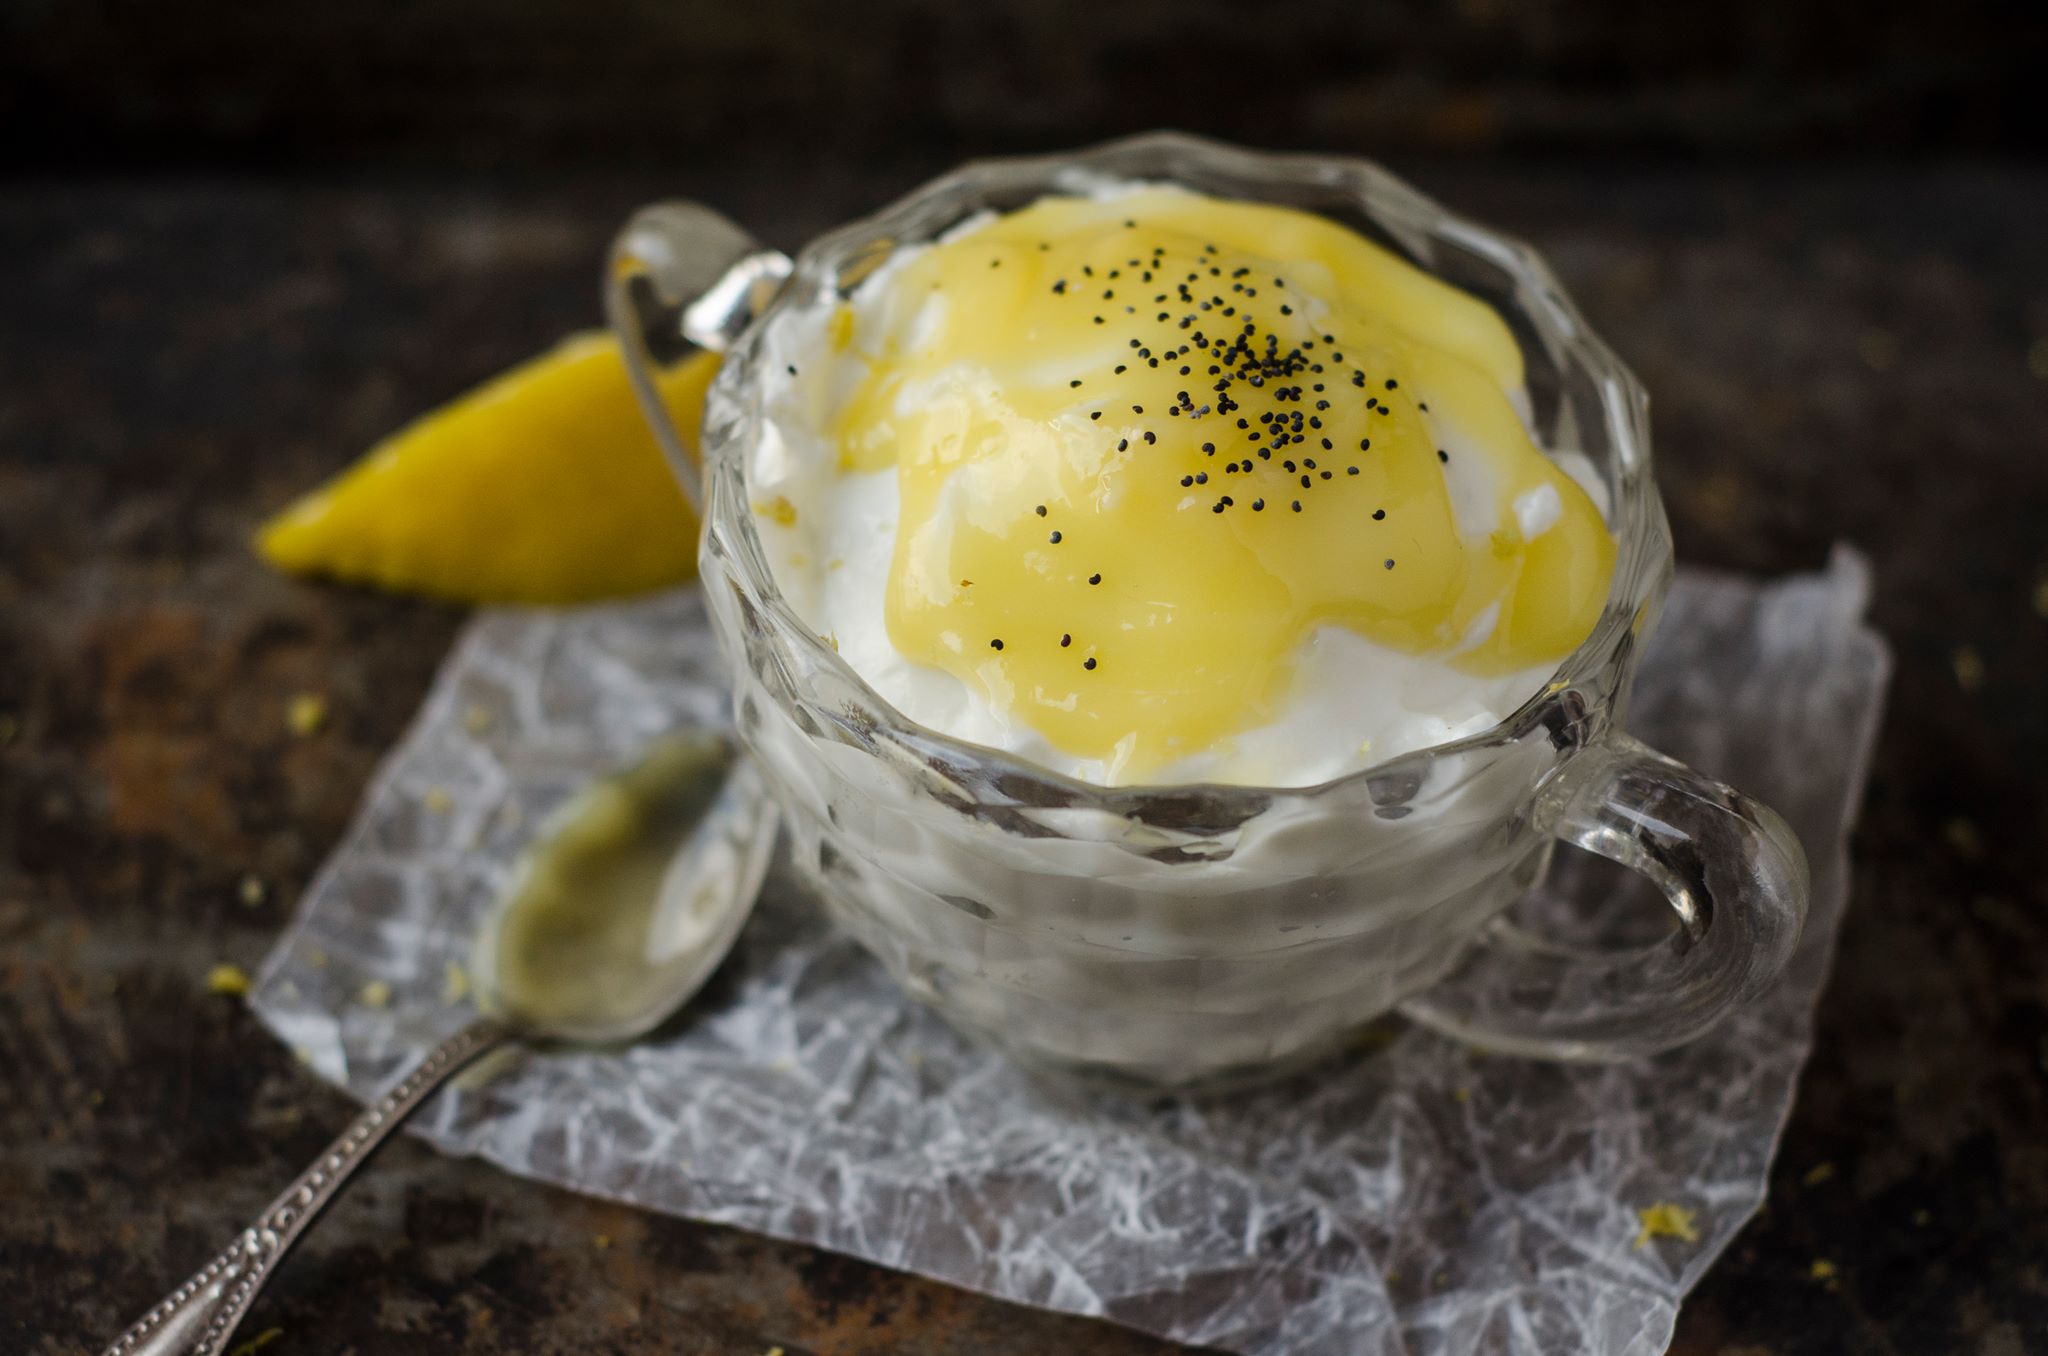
[
  {"left": 6, "top": 0, "right": 2045, "bottom": 172},
  {"left": 2, "top": 163, "right": 2045, "bottom": 1353}
]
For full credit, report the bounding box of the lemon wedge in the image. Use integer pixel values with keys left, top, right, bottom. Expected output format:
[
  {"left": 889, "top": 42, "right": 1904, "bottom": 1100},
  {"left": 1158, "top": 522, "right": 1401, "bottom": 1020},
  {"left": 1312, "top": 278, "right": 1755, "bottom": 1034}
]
[{"left": 258, "top": 333, "right": 717, "bottom": 604}]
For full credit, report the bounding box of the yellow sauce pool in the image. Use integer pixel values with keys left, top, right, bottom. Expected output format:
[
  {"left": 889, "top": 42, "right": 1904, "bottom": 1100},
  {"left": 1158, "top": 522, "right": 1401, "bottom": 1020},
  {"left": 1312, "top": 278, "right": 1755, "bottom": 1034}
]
[{"left": 831, "top": 188, "right": 1614, "bottom": 779}]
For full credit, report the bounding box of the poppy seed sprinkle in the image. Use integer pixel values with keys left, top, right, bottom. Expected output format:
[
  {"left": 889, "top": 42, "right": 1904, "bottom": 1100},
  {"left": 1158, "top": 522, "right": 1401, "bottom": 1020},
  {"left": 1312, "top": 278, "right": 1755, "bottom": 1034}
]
[{"left": 792, "top": 194, "right": 1620, "bottom": 786}]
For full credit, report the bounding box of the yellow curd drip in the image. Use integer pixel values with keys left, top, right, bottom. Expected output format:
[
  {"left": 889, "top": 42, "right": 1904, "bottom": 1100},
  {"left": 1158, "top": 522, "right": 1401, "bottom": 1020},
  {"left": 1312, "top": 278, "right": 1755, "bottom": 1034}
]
[{"left": 830, "top": 187, "right": 1614, "bottom": 779}]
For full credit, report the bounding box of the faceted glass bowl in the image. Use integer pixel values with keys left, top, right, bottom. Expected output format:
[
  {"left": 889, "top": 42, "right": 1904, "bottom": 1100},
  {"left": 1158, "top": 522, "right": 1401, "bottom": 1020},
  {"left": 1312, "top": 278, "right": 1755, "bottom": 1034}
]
[{"left": 611, "top": 132, "right": 1806, "bottom": 1089}]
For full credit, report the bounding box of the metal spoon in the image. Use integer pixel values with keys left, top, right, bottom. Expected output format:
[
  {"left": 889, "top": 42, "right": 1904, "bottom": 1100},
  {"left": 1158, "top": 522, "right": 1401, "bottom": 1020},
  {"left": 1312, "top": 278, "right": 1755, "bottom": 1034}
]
[{"left": 99, "top": 732, "right": 778, "bottom": 1356}]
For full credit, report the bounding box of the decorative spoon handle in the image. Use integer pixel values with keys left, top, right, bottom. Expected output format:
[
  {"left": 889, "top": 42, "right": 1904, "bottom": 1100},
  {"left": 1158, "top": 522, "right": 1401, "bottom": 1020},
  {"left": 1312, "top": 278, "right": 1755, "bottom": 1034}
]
[{"left": 100, "top": 1019, "right": 514, "bottom": 1356}]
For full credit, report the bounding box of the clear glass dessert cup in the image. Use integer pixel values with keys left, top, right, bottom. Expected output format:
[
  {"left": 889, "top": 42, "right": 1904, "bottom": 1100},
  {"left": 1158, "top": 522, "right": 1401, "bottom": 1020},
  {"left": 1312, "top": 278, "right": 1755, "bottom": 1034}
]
[{"left": 606, "top": 132, "right": 1809, "bottom": 1090}]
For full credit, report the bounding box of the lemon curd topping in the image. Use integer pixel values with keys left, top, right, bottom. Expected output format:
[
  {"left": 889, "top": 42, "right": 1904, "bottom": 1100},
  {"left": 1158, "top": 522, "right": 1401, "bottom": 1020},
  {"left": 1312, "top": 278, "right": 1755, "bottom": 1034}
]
[{"left": 826, "top": 187, "right": 1616, "bottom": 780}]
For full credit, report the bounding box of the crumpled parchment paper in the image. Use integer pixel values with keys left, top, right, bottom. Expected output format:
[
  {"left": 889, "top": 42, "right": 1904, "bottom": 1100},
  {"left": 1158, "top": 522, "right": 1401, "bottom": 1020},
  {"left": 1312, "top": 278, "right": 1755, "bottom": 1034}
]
[{"left": 252, "top": 547, "right": 1889, "bottom": 1356}]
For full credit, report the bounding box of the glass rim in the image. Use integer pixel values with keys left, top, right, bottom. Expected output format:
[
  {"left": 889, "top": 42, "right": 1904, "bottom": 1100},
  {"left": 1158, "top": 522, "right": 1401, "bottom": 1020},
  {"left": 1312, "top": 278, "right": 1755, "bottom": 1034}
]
[{"left": 702, "top": 129, "right": 1668, "bottom": 807}]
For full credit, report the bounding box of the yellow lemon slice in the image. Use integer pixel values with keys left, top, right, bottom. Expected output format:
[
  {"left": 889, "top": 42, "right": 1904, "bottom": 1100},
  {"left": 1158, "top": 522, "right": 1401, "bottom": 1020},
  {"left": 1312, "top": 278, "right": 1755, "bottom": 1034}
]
[{"left": 258, "top": 333, "right": 717, "bottom": 605}]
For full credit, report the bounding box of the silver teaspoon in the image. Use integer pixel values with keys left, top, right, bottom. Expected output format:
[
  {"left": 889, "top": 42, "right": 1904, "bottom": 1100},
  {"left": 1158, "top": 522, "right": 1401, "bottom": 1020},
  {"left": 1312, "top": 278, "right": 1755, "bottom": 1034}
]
[{"left": 99, "top": 732, "right": 778, "bottom": 1356}]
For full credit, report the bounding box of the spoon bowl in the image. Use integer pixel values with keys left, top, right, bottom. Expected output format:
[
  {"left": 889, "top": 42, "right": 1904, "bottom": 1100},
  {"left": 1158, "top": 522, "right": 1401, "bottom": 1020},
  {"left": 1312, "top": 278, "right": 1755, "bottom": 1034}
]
[{"left": 476, "top": 731, "right": 778, "bottom": 1045}]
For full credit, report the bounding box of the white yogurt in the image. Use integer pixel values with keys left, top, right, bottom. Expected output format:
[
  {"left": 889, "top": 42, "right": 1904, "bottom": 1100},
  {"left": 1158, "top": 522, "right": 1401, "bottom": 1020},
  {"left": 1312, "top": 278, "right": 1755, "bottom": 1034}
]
[{"left": 742, "top": 220, "right": 1607, "bottom": 789}]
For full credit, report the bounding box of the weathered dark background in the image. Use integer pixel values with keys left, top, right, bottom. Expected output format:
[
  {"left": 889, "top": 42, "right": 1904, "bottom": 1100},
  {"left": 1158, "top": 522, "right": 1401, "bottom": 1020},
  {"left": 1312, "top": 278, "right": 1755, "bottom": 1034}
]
[
  {"left": 3, "top": 2, "right": 2046, "bottom": 1353},
  {"left": 6, "top": 0, "right": 2048, "bottom": 175}
]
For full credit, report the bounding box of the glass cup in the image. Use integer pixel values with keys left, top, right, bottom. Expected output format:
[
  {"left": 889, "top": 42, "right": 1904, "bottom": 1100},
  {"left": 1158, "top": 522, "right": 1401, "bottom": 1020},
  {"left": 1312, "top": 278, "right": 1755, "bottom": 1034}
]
[{"left": 606, "top": 132, "right": 1808, "bottom": 1090}]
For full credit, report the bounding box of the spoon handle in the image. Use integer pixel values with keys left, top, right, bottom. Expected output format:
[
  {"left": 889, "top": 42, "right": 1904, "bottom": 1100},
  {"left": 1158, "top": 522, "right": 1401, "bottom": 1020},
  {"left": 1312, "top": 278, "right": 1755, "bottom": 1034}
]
[{"left": 100, "top": 1019, "right": 514, "bottom": 1356}]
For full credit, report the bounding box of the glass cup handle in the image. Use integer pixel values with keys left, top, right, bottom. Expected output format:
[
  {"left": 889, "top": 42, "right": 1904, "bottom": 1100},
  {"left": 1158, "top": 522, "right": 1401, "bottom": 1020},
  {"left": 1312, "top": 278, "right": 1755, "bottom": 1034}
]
[
  {"left": 1399, "top": 733, "right": 1809, "bottom": 1060},
  {"left": 605, "top": 201, "right": 792, "bottom": 513}
]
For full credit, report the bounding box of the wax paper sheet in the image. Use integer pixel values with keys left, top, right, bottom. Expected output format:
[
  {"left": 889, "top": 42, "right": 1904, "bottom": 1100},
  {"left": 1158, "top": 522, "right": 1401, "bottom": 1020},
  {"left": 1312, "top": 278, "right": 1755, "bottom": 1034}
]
[{"left": 252, "top": 547, "right": 1888, "bottom": 1356}]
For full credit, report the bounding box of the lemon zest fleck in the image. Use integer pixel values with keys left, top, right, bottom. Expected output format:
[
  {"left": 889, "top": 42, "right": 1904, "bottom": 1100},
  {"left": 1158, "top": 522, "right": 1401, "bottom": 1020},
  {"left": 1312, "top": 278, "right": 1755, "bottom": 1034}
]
[
  {"left": 206, "top": 964, "right": 251, "bottom": 997},
  {"left": 286, "top": 692, "right": 328, "bottom": 736},
  {"left": 1633, "top": 1202, "right": 1699, "bottom": 1249},
  {"left": 228, "top": 1326, "right": 285, "bottom": 1356},
  {"left": 1951, "top": 646, "right": 1985, "bottom": 691}
]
